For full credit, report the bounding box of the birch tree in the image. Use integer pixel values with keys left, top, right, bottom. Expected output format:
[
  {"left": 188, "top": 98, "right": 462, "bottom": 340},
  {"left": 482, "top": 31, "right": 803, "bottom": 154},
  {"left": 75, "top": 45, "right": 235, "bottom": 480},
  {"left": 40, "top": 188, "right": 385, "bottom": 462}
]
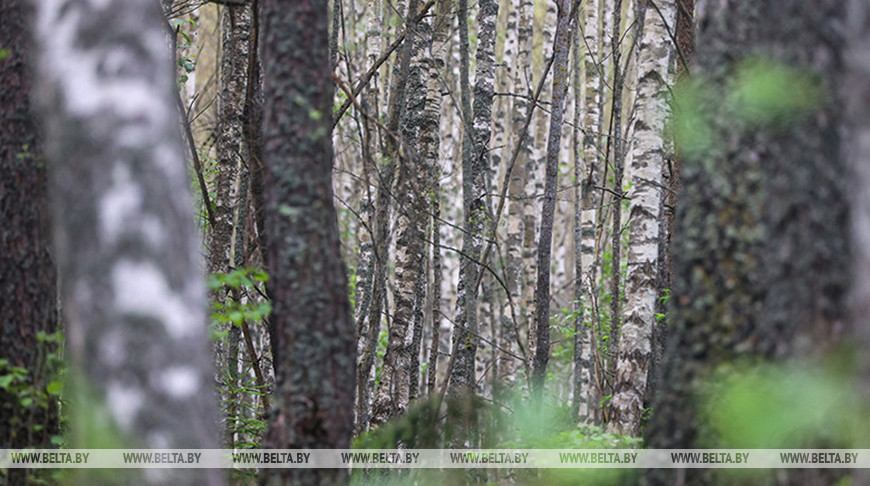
[
  {"left": 259, "top": 0, "right": 355, "bottom": 484},
  {"left": 449, "top": 0, "right": 499, "bottom": 396},
  {"left": 32, "top": 0, "right": 223, "bottom": 484},
  {"left": 610, "top": 0, "right": 675, "bottom": 436},
  {"left": 371, "top": 0, "right": 430, "bottom": 423}
]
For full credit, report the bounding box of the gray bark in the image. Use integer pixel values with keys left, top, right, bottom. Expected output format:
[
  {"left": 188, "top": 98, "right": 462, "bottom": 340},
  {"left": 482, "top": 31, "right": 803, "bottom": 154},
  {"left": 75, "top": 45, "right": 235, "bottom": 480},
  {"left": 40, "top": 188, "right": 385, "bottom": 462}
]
[
  {"left": 531, "top": 0, "right": 575, "bottom": 399},
  {"left": 645, "top": 1, "right": 849, "bottom": 484},
  {"left": 449, "top": 0, "right": 498, "bottom": 398}
]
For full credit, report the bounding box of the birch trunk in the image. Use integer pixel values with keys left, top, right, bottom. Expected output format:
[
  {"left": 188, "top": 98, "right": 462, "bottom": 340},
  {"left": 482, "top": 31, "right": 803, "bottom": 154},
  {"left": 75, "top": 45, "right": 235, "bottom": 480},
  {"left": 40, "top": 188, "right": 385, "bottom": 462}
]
[
  {"left": 503, "top": 0, "right": 534, "bottom": 386},
  {"left": 609, "top": 0, "right": 675, "bottom": 436},
  {"left": 32, "top": 1, "right": 223, "bottom": 484},
  {"left": 450, "top": 0, "right": 498, "bottom": 396}
]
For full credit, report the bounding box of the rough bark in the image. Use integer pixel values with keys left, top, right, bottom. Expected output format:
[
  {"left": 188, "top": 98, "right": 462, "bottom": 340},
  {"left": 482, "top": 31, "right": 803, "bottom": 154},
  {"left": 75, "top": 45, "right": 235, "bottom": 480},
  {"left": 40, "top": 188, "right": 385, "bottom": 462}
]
[
  {"left": 370, "top": 1, "right": 428, "bottom": 424},
  {"left": 645, "top": 1, "right": 849, "bottom": 484},
  {"left": 609, "top": 0, "right": 675, "bottom": 437},
  {"left": 531, "top": 0, "right": 574, "bottom": 399},
  {"left": 607, "top": 0, "right": 625, "bottom": 379},
  {"left": 503, "top": 0, "right": 534, "bottom": 387},
  {"left": 449, "top": 0, "right": 498, "bottom": 398},
  {"left": 0, "top": 0, "right": 59, "bottom": 466},
  {"left": 32, "top": 0, "right": 223, "bottom": 484},
  {"left": 212, "top": 3, "right": 250, "bottom": 280},
  {"left": 353, "top": 0, "right": 388, "bottom": 435},
  {"left": 215, "top": 0, "right": 252, "bottom": 448},
  {"left": 260, "top": 0, "right": 356, "bottom": 484}
]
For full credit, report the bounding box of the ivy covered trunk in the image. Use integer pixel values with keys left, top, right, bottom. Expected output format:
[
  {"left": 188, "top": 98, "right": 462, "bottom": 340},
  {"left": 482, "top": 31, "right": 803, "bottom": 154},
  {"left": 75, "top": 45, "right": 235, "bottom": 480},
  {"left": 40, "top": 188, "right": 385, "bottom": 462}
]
[
  {"left": 32, "top": 0, "right": 222, "bottom": 484},
  {"left": 259, "top": 0, "right": 356, "bottom": 484},
  {"left": 645, "top": 1, "right": 849, "bottom": 484}
]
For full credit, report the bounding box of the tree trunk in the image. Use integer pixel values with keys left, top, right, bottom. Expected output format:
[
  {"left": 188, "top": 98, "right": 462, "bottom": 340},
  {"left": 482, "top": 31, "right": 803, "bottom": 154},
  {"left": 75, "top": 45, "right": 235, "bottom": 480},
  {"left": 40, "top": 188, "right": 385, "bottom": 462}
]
[
  {"left": 449, "top": 0, "right": 498, "bottom": 397},
  {"left": 260, "top": 0, "right": 356, "bottom": 484},
  {"left": 32, "top": 1, "right": 223, "bottom": 484},
  {"left": 531, "top": 0, "right": 575, "bottom": 399},
  {"left": 0, "top": 1, "right": 59, "bottom": 473},
  {"left": 609, "top": 0, "right": 675, "bottom": 436},
  {"left": 645, "top": 1, "right": 849, "bottom": 484},
  {"left": 370, "top": 0, "right": 429, "bottom": 423}
]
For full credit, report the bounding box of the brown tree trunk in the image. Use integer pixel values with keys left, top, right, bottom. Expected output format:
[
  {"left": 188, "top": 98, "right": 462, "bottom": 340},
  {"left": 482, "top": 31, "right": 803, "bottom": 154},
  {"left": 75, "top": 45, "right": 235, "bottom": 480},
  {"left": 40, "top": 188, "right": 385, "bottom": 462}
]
[
  {"left": 259, "top": 0, "right": 356, "bottom": 485},
  {"left": 0, "top": 3, "right": 59, "bottom": 478}
]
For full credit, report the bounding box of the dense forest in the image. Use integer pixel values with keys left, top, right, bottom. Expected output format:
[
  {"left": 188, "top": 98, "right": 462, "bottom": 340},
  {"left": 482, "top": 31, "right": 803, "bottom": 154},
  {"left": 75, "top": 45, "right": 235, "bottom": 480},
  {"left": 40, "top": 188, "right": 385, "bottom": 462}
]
[{"left": 2, "top": 0, "right": 870, "bottom": 484}]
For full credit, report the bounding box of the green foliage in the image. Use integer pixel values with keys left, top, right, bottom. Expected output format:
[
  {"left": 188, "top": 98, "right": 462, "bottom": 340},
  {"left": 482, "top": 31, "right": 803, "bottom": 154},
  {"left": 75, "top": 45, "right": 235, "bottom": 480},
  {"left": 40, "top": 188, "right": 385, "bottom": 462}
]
[
  {"left": 0, "top": 47, "right": 10, "bottom": 62},
  {"left": 728, "top": 58, "right": 821, "bottom": 126},
  {"left": 0, "top": 331, "right": 66, "bottom": 449},
  {"left": 208, "top": 268, "right": 271, "bottom": 341},
  {"left": 170, "top": 18, "right": 198, "bottom": 85},
  {"left": 704, "top": 358, "right": 866, "bottom": 449},
  {"left": 220, "top": 363, "right": 268, "bottom": 448},
  {"left": 670, "top": 57, "right": 823, "bottom": 160}
]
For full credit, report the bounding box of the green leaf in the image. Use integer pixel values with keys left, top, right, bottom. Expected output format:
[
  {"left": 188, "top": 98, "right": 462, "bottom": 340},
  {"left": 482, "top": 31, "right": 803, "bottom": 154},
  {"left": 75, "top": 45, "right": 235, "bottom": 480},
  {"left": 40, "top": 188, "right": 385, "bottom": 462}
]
[
  {"left": 47, "top": 379, "right": 64, "bottom": 395},
  {"left": 0, "top": 375, "right": 13, "bottom": 390},
  {"left": 251, "top": 269, "right": 269, "bottom": 282}
]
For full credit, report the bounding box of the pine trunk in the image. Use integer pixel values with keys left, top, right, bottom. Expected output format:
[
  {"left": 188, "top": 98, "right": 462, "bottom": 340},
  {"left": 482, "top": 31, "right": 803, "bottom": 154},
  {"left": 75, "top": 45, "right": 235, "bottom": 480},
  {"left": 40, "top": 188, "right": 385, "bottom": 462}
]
[{"left": 260, "top": 0, "right": 356, "bottom": 484}]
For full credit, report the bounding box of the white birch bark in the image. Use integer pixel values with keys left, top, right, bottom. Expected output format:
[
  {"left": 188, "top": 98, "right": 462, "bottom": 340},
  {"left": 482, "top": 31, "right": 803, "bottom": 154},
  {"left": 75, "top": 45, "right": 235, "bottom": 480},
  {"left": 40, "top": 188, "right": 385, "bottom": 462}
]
[
  {"left": 609, "top": 0, "right": 675, "bottom": 436},
  {"left": 32, "top": 1, "right": 223, "bottom": 483}
]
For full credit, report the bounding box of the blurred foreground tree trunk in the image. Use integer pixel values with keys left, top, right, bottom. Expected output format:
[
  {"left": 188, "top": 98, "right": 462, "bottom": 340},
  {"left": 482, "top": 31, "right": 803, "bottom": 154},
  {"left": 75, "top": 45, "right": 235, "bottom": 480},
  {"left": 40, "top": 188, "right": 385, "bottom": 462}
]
[
  {"left": 259, "top": 0, "right": 356, "bottom": 484},
  {"left": 31, "top": 0, "right": 223, "bottom": 484},
  {"left": 645, "top": 0, "right": 849, "bottom": 484}
]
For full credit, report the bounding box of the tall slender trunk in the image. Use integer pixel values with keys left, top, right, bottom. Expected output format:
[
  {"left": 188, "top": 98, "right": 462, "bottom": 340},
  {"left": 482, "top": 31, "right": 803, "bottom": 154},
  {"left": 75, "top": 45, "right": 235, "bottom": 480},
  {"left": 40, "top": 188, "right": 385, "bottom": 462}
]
[
  {"left": 571, "top": 3, "right": 592, "bottom": 424},
  {"left": 607, "top": 0, "right": 625, "bottom": 384},
  {"left": 450, "top": 0, "right": 498, "bottom": 397},
  {"left": 215, "top": 0, "right": 252, "bottom": 447},
  {"left": 609, "top": 0, "right": 675, "bottom": 436},
  {"left": 531, "top": 0, "right": 575, "bottom": 399},
  {"left": 369, "top": 0, "right": 424, "bottom": 427},
  {"left": 353, "top": 0, "right": 387, "bottom": 435}
]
